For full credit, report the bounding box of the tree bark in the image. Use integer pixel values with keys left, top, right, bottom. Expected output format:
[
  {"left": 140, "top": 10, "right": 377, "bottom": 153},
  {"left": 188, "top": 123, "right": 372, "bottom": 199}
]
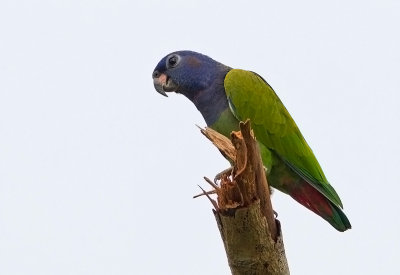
[{"left": 200, "top": 120, "right": 290, "bottom": 275}]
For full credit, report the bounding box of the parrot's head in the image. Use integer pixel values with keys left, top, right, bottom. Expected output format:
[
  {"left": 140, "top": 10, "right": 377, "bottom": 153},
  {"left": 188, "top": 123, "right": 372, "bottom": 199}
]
[{"left": 152, "top": 51, "right": 230, "bottom": 101}]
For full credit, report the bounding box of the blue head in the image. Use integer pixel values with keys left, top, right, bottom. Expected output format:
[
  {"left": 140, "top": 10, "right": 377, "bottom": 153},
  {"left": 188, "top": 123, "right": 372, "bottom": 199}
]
[{"left": 152, "top": 50, "right": 231, "bottom": 125}]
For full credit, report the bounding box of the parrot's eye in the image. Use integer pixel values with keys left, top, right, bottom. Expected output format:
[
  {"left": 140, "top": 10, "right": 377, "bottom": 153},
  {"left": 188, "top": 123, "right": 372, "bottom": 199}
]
[{"left": 167, "top": 55, "right": 179, "bottom": 68}]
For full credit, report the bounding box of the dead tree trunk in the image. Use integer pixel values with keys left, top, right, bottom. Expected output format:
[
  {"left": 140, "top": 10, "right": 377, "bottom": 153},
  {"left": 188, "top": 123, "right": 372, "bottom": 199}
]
[{"left": 199, "top": 120, "right": 290, "bottom": 275}]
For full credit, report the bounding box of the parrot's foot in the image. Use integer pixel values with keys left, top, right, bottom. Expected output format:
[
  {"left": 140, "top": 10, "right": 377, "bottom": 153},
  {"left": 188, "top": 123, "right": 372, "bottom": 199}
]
[{"left": 214, "top": 167, "right": 234, "bottom": 184}]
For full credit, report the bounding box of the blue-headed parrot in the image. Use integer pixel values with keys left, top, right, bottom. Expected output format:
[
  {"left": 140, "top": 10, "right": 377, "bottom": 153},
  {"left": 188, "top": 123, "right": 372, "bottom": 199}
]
[{"left": 152, "top": 51, "right": 351, "bottom": 232}]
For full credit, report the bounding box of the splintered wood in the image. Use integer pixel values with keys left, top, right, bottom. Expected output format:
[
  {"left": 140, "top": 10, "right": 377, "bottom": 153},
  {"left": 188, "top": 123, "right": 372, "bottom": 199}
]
[
  {"left": 200, "top": 120, "right": 276, "bottom": 239},
  {"left": 199, "top": 120, "right": 289, "bottom": 275},
  {"left": 199, "top": 126, "right": 236, "bottom": 163}
]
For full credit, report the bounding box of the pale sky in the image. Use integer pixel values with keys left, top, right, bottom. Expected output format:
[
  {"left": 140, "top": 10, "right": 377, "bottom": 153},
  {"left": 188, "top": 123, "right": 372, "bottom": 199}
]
[{"left": 1, "top": 1, "right": 399, "bottom": 274}]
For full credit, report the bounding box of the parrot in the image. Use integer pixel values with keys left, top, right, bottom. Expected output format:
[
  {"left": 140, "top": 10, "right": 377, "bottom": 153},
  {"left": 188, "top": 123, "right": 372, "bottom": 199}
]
[{"left": 152, "top": 50, "right": 351, "bottom": 232}]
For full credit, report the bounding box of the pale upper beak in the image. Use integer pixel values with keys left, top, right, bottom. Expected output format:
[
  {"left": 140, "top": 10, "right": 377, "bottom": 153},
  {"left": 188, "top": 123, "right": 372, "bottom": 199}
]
[{"left": 152, "top": 70, "right": 178, "bottom": 97}]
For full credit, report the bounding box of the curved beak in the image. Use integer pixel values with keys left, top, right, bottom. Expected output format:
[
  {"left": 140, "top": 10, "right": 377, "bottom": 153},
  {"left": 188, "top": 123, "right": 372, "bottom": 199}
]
[{"left": 152, "top": 71, "right": 178, "bottom": 97}]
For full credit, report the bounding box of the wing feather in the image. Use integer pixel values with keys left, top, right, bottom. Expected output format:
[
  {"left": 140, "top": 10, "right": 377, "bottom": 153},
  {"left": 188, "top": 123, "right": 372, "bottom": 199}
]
[{"left": 224, "top": 69, "right": 343, "bottom": 207}]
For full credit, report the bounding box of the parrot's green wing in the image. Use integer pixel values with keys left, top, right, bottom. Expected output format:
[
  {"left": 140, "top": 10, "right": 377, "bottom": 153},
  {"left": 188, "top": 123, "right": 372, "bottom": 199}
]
[{"left": 224, "top": 69, "right": 343, "bottom": 208}]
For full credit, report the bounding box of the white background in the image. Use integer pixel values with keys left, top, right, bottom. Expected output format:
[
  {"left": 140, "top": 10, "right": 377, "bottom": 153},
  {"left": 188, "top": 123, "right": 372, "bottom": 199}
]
[{"left": 1, "top": 1, "right": 399, "bottom": 274}]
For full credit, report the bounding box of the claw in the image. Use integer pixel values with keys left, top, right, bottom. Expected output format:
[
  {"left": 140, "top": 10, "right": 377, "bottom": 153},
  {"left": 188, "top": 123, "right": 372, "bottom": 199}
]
[
  {"left": 204, "top": 176, "right": 219, "bottom": 189},
  {"left": 214, "top": 167, "right": 234, "bottom": 184}
]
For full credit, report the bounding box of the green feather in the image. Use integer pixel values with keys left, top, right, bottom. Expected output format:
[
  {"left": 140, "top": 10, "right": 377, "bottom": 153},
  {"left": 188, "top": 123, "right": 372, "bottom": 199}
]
[{"left": 224, "top": 69, "right": 343, "bottom": 209}]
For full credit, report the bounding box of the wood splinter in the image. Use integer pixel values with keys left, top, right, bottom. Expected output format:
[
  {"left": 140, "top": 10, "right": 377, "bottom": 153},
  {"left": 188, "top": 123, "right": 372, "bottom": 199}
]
[{"left": 198, "top": 120, "right": 290, "bottom": 275}]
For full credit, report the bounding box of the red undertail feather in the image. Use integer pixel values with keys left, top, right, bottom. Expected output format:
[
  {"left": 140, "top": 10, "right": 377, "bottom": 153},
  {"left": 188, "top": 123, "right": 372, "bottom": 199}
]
[{"left": 291, "top": 181, "right": 351, "bottom": 231}]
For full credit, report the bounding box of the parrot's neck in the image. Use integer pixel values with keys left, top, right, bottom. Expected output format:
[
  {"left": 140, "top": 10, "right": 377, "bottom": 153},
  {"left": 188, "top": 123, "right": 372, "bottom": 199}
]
[
  {"left": 191, "top": 84, "right": 229, "bottom": 126},
  {"left": 179, "top": 66, "right": 231, "bottom": 126}
]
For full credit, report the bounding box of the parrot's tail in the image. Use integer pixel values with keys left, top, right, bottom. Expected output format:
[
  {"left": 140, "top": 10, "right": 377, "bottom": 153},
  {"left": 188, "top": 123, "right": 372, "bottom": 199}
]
[{"left": 290, "top": 182, "right": 351, "bottom": 232}]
